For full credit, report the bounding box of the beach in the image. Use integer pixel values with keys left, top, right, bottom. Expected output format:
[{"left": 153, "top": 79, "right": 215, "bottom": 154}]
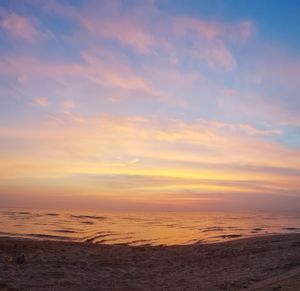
[{"left": 0, "top": 234, "right": 299, "bottom": 290}]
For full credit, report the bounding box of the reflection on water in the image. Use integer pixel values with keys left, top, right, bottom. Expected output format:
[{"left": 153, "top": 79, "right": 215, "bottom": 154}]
[{"left": 0, "top": 208, "right": 299, "bottom": 246}]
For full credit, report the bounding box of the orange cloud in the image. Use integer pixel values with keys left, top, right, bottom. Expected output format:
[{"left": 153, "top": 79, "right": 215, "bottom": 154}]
[
  {"left": 0, "top": 114, "right": 298, "bottom": 178},
  {"left": 0, "top": 113, "right": 299, "bottom": 210}
]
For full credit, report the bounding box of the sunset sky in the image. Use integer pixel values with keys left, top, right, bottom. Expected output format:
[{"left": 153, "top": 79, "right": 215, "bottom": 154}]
[{"left": 0, "top": 0, "right": 300, "bottom": 211}]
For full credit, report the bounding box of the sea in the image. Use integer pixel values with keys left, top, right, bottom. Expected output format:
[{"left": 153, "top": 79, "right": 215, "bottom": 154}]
[{"left": 0, "top": 208, "right": 299, "bottom": 246}]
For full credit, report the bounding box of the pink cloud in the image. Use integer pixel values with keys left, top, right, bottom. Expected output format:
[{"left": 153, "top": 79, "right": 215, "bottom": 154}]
[
  {"left": 172, "top": 17, "right": 254, "bottom": 71},
  {"left": 0, "top": 50, "right": 161, "bottom": 100},
  {"left": 173, "top": 17, "right": 254, "bottom": 42},
  {"left": 34, "top": 0, "right": 253, "bottom": 73},
  {"left": 39, "top": 0, "right": 154, "bottom": 53},
  {"left": 0, "top": 12, "right": 38, "bottom": 42},
  {"left": 80, "top": 17, "right": 153, "bottom": 53},
  {"left": 34, "top": 96, "right": 49, "bottom": 107},
  {"left": 61, "top": 100, "right": 75, "bottom": 114},
  {"left": 206, "top": 43, "right": 237, "bottom": 71}
]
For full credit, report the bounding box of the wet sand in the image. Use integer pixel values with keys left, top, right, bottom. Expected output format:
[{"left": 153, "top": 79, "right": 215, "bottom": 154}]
[{"left": 0, "top": 234, "right": 299, "bottom": 290}]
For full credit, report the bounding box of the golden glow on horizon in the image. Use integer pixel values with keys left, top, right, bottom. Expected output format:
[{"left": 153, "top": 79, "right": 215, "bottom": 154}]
[{"left": 0, "top": 114, "right": 299, "bottom": 210}]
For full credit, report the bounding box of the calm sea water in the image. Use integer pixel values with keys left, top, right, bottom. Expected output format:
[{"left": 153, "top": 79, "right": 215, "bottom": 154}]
[{"left": 0, "top": 208, "right": 299, "bottom": 246}]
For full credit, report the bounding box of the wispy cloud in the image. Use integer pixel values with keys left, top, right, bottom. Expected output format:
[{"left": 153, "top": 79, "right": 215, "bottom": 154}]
[
  {"left": 34, "top": 96, "right": 49, "bottom": 107},
  {"left": 0, "top": 11, "right": 38, "bottom": 41},
  {"left": 0, "top": 9, "right": 53, "bottom": 43},
  {"left": 0, "top": 114, "right": 297, "bottom": 183},
  {"left": 36, "top": 0, "right": 253, "bottom": 71}
]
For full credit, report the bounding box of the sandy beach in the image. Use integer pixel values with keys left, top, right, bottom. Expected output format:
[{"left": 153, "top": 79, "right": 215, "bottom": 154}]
[{"left": 0, "top": 234, "right": 299, "bottom": 290}]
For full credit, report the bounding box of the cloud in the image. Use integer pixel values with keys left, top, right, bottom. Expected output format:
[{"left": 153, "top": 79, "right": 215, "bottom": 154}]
[
  {"left": 202, "top": 120, "right": 282, "bottom": 136},
  {"left": 0, "top": 175, "right": 299, "bottom": 211},
  {"left": 173, "top": 17, "right": 253, "bottom": 42},
  {"left": 206, "top": 43, "right": 237, "bottom": 71},
  {"left": 0, "top": 51, "right": 162, "bottom": 100},
  {"left": 172, "top": 17, "right": 253, "bottom": 71},
  {"left": 70, "top": 172, "right": 299, "bottom": 195},
  {"left": 34, "top": 96, "right": 49, "bottom": 107},
  {"left": 80, "top": 17, "right": 153, "bottom": 54},
  {"left": 0, "top": 9, "right": 52, "bottom": 43},
  {"left": 217, "top": 44, "right": 300, "bottom": 125},
  {"left": 0, "top": 12, "right": 38, "bottom": 42},
  {"left": 0, "top": 113, "right": 297, "bottom": 175},
  {"left": 36, "top": 0, "right": 252, "bottom": 72},
  {"left": 0, "top": 113, "right": 298, "bottom": 209},
  {"left": 61, "top": 100, "right": 74, "bottom": 113}
]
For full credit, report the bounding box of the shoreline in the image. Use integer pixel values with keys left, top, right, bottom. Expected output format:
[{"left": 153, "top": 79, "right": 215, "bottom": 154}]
[{"left": 0, "top": 234, "right": 300, "bottom": 290}]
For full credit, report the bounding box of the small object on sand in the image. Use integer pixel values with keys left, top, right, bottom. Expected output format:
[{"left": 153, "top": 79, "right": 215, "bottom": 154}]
[
  {"left": 15, "top": 253, "right": 25, "bottom": 264},
  {"left": 5, "top": 256, "right": 14, "bottom": 264}
]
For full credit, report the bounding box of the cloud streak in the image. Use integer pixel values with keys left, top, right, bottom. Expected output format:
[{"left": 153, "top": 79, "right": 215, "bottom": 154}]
[
  {"left": 0, "top": 11, "right": 38, "bottom": 41},
  {"left": 0, "top": 114, "right": 298, "bottom": 207}
]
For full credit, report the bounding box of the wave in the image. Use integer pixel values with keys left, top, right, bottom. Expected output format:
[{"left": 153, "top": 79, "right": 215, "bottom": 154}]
[{"left": 70, "top": 215, "right": 106, "bottom": 220}]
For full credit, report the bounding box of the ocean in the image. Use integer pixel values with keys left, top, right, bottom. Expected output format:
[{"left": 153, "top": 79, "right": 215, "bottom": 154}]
[{"left": 0, "top": 208, "right": 299, "bottom": 246}]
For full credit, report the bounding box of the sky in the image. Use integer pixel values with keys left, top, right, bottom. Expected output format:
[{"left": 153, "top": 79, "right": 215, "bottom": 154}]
[{"left": 0, "top": 0, "right": 300, "bottom": 211}]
